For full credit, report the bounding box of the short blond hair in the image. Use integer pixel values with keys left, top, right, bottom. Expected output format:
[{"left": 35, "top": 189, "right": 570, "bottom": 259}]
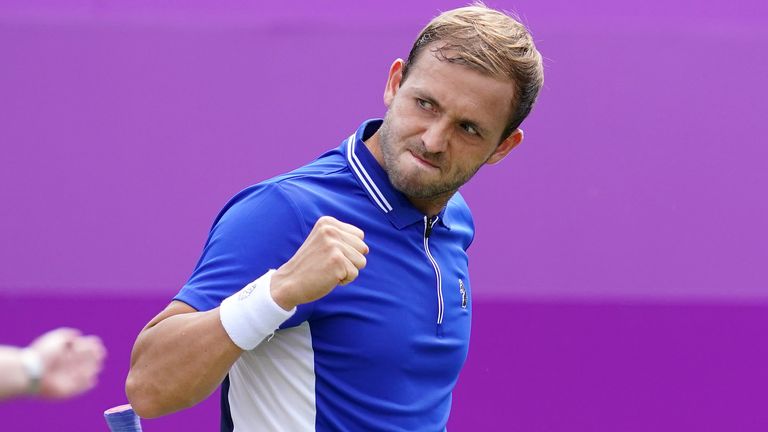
[{"left": 403, "top": 3, "right": 544, "bottom": 139}]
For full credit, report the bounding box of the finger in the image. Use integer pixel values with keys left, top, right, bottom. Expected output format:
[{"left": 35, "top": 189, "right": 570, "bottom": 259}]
[
  {"left": 325, "top": 217, "right": 365, "bottom": 240},
  {"left": 70, "top": 337, "right": 96, "bottom": 356},
  {"left": 337, "top": 229, "right": 369, "bottom": 255},
  {"left": 36, "top": 327, "right": 80, "bottom": 345},
  {"left": 31, "top": 328, "right": 81, "bottom": 354},
  {"left": 50, "top": 327, "right": 81, "bottom": 336},
  {"left": 338, "top": 256, "right": 359, "bottom": 286},
  {"left": 69, "top": 375, "right": 98, "bottom": 396},
  {"left": 80, "top": 334, "right": 104, "bottom": 347},
  {"left": 71, "top": 353, "right": 104, "bottom": 376},
  {"left": 66, "top": 372, "right": 95, "bottom": 397},
  {"left": 76, "top": 335, "right": 107, "bottom": 359},
  {"left": 337, "top": 241, "right": 367, "bottom": 271},
  {"left": 68, "top": 339, "right": 106, "bottom": 374}
]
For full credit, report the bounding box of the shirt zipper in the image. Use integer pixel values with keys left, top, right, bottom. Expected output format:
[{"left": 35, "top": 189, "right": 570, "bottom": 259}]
[{"left": 423, "top": 215, "right": 444, "bottom": 327}]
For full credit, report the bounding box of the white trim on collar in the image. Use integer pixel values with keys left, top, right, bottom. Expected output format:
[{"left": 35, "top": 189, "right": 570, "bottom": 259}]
[{"left": 346, "top": 135, "right": 393, "bottom": 213}]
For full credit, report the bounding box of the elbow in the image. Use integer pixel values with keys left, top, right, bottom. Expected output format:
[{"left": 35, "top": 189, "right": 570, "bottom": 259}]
[
  {"left": 125, "top": 370, "right": 198, "bottom": 419},
  {"left": 125, "top": 371, "right": 169, "bottom": 419},
  {"left": 125, "top": 373, "right": 155, "bottom": 418}
]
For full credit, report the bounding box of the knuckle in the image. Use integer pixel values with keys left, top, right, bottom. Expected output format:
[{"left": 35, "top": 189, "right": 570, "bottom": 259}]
[
  {"left": 330, "top": 250, "right": 345, "bottom": 265},
  {"left": 318, "top": 224, "right": 335, "bottom": 238},
  {"left": 321, "top": 240, "right": 335, "bottom": 255},
  {"left": 318, "top": 215, "right": 337, "bottom": 225},
  {"left": 347, "top": 266, "right": 359, "bottom": 278},
  {"left": 314, "top": 216, "right": 330, "bottom": 230}
]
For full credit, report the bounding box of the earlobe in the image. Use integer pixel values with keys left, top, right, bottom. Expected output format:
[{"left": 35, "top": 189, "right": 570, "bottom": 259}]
[
  {"left": 486, "top": 129, "right": 524, "bottom": 165},
  {"left": 383, "top": 59, "right": 405, "bottom": 108}
]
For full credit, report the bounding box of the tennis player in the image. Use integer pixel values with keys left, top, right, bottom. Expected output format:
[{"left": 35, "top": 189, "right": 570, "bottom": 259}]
[{"left": 126, "top": 4, "right": 543, "bottom": 430}]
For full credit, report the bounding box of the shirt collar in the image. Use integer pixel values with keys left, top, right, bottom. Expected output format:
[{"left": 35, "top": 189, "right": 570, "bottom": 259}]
[{"left": 343, "top": 119, "right": 451, "bottom": 230}]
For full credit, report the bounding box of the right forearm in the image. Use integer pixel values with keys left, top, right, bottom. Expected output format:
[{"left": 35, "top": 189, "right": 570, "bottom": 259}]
[
  {"left": 126, "top": 308, "right": 242, "bottom": 418},
  {"left": 126, "top": 216, "right": 368, "bottom": 417},
  {"left": 0, "top": 346, "right": 29, "bottom": 400}
]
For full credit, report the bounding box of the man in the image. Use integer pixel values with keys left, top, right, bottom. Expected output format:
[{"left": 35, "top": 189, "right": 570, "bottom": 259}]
[{"left": 126, "top": 4, "right": 543, "bottom": 431}]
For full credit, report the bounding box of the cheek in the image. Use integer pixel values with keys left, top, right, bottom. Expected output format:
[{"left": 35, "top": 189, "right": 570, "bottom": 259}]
[
  {"left": 391, "top": 101, "right": 429, "bottom": 133},
  {"left": 450, "top": 149, "right": 487, "bottom": 174}
]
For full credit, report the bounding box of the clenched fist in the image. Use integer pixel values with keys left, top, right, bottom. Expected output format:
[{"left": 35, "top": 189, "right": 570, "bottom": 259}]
[
  {"left": 270, "top": 216, "right": 368, "bottom": 310},
  {"left": 28, "top": 327, "right": 106, "bottom": 399}
]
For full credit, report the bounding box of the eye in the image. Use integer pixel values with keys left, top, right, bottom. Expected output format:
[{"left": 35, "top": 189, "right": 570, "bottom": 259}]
[
  {"left": 461, "top": 123, "right": 480, "bottom": 136},
  {"left": 416, "top": 98, "right": 434, "bottom": 111}
]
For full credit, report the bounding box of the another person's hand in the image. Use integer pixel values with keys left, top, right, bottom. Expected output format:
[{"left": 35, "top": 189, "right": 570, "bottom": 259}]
[
  {"left": 270, "top": 216, "right": 369, "bottom": 310},
  {"left": 27, "top": 327, "right": 106, "bottom": 399}
]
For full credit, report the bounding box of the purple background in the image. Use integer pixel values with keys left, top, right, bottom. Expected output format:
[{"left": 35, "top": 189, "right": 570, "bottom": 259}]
[{"left": 1, "top": 0, "right": 767, "bottom": 430}]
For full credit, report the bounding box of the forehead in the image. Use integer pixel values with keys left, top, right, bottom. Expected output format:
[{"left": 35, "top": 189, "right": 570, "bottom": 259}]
[{"left": 403, "top": 48, "right": 516, "bottom": 132}]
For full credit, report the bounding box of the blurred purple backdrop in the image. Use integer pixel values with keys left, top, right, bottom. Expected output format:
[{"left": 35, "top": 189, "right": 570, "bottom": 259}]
[{"left": 1, "top": 0, "right": 766, "bottom": 430}]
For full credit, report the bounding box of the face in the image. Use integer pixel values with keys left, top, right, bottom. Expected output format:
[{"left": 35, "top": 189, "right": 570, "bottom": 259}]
[{"left": 377, "top": 47, "right": 523, "bottom": 200}]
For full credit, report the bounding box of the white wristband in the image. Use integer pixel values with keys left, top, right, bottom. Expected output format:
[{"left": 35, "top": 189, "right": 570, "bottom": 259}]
[
  {"left": 20, "top": 349, "right": 43, "bottom": 395},
  {"left": 219, "top": 270, "right": 296, "bottom": 350}
]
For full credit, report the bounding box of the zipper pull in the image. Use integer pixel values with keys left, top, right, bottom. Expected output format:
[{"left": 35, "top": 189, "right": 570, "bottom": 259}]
[{"left": 424, "top": 215, "right": 438, "bottom": 238}]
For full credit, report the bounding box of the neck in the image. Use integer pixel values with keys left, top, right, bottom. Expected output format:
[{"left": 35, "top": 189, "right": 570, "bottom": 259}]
[
  {"left": 364, "top": 130, "right": 453, "bottom": 218},
  {"left": 407, "top": 192, "right": 454, "bottom": 218}
]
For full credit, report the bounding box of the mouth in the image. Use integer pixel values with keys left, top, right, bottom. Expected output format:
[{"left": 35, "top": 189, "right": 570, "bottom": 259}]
[{"left": 408, "top": 150, "right": 440, "bottom": 169}]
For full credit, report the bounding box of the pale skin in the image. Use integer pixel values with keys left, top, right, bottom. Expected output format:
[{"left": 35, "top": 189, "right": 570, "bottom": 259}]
[
  {"left": 126, "top": 216, "right": 368, "bottom": 418},
  {"left": 126, "top": 46, "right": 523, "bottom": 418},
  {"left": 366, "top": 47, "right": 524, "bottom": 216},
  {"left": 0, "top": 328, "right": 106, "bottom": 401}
]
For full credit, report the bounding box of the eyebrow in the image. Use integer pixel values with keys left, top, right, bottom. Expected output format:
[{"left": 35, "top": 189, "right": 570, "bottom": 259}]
[{"left": 413, "top": 89, "right": 490, "bottom": 137}]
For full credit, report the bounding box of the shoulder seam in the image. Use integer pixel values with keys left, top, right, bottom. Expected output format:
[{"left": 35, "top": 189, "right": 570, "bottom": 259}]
[{"left": 271, "top": 164, "right": 349, "bottom": 185}]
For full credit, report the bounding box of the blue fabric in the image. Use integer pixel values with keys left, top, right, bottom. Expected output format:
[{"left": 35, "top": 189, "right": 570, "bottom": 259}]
[{"left": 175, "top": 119, "right": 475, "bottom": 432}]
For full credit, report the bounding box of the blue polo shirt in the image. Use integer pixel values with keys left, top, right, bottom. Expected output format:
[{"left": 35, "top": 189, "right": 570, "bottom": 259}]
[{"left": 175, "top": 119, "right": 475, "bottom": 431}]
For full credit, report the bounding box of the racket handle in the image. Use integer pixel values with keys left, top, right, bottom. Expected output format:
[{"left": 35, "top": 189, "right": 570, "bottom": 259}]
[{"left": 104, "top": 404, "right": 143, "bottom": 432}]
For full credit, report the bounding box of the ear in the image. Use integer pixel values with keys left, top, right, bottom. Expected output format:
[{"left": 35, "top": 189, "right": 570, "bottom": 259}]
[
  {"left": 383, "top": 59, "right": 405, "bottom": 108},
  {"left": 486, "top": 128, "right": 524, "bottom": 165}
]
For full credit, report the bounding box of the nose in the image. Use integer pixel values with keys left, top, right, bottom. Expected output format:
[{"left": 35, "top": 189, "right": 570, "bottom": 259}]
[{"left": 421, "top": 120, "right": 451, "bottom": 154}]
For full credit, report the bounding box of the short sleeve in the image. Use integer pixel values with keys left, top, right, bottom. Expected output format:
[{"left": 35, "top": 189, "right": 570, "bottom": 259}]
[{"left": 174, "top": 183, "right": 311, "bottom": 325}]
